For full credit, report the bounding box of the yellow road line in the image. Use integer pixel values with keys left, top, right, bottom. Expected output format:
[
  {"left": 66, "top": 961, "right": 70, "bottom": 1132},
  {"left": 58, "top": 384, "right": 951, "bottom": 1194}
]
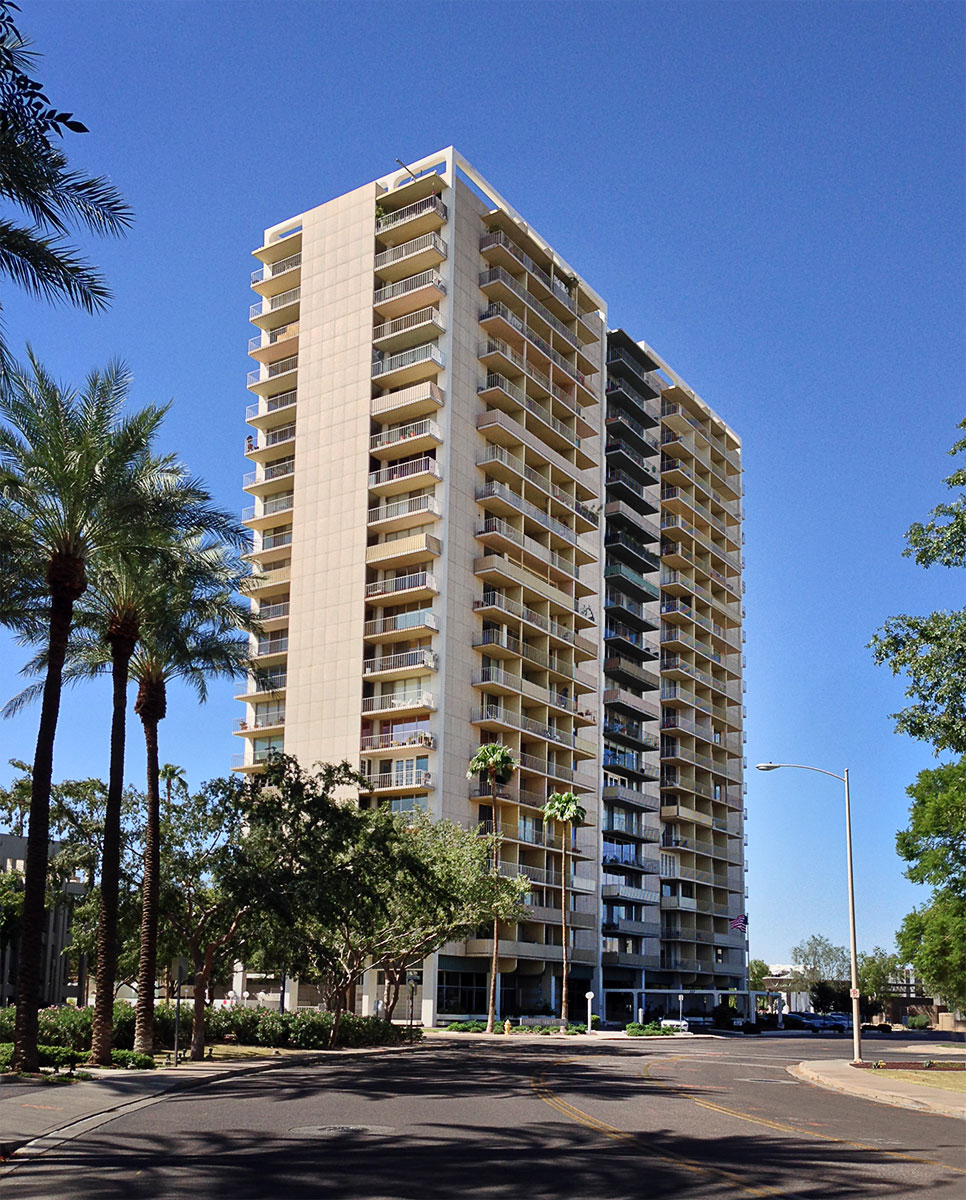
[
  {"left": 530, "top": 1070, "right": 782, "bottom": 1198},
  {"left": 693, "top": 1097, "right": 966, "bottom": 1176}
]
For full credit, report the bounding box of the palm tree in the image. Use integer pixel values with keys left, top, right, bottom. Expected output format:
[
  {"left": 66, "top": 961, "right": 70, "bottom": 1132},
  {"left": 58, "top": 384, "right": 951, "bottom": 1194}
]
[
  {"left": 0, "top": 3, "right": 132, "bottom": 369},
  {"left": 466, "top": 743, "right": 518, "bottom": 1033},
  {"left": 542, "top": 791, "right": 586, "bottom": 1029},
  {"left": 127, "top": 546, "right": 254, "bottom": 1056},
  {"left": 0, "top": 353, "right": 168, "bottom": 1072},
  {"left": 158, "top": 764, "right": 187, "bottom": 821}
]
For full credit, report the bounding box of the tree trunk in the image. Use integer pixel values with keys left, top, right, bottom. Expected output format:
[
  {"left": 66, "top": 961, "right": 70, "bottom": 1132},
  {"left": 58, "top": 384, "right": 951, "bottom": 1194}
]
[
  {"left": 560, "top": 827, "right": 569, "bottom": 1028},
  {"left": 133, "top": 707, "right": 162, "bottom": 1054},
  {"left": 89, "top": 635, "right": 136, "bottom": 1066},
  {"left": 486, "top": 772, "right": 500, "bottom": 1034},
  {"left": 13, "top": 580, "right": 79, "bottom": 1072}
]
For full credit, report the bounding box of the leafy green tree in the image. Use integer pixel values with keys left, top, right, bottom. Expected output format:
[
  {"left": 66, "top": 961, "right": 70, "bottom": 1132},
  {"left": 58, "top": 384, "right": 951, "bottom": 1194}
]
[
  {"left": 748, "top": 958, "right": 770, "bottom": 992},
  {"left": 856, "top": 946, "right": 899, "bottom": 1017},
  {"left": 790, "top": 934, "right": 849, "bottom": 986},
  {"left": 0, "top": 1, "right": 132, "bottom": 369},
  {"left": 0, "top": 354, "right": 169, "bottom": 1071},
  {"left": 892, "top": 759, "right": 966, "bottom": 1010},
  {"left": 466, "top": 743, "right": 518, "bottom": 1033},
  {"left": 542, "top": 791, "right": 586, "bottom": 1028},
  {"left": 375, "top": 812, "right": 529, "bottom": 1020},
  {"left": 870, "top": 422, "right": 966, "bottom": 753},
  {"left": 897, "top": 894, "right": 966, "bottom": 1011}
]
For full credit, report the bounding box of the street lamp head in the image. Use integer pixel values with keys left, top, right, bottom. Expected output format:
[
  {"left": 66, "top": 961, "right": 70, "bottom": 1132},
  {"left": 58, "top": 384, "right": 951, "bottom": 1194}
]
[{"left": 755, "top": 763, "right": 781, "bottom": 771}]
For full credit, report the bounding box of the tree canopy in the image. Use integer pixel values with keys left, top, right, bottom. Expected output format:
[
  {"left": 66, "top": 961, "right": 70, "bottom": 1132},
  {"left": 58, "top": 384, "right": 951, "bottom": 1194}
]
[{"left": 789, "top": 934, "right": 849, "bottom": 985}]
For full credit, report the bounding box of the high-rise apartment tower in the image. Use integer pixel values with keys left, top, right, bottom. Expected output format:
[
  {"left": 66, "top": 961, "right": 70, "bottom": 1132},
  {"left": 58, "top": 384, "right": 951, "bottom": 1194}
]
[{"left": 235, "top": 149, "right": 606, "bottom": 1025}]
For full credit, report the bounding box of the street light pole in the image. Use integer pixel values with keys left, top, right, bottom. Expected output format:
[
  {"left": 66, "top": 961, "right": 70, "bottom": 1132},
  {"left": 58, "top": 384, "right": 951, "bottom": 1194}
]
[{"left": 756, "top": 762, "right": 862, "bottom": 1064}]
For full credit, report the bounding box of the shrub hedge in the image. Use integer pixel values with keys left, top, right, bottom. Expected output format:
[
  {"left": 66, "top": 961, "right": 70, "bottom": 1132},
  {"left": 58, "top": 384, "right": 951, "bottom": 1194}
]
[{"left": 626, "top": 1022, "right": 675, "bottom": 1037}]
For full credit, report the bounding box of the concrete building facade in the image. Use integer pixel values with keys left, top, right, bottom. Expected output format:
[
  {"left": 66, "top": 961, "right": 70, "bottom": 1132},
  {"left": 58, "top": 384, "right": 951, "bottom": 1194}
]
[
  {"left": 235, "top": 149, "right": 606, "bottom": 1025},
  {"left": 235, "top": 149, "right": 746, "bottom": 1025}
]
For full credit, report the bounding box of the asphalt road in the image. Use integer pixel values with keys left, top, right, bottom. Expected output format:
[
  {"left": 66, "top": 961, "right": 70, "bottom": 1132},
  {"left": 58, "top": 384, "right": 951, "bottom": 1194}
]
[{"left": 6, "top": 1035, "right": 965, "bottom": 1198}]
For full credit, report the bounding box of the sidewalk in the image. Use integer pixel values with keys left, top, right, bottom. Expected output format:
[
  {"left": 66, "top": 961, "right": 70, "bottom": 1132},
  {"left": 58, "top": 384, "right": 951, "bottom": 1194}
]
[
  {"left": 790, "top": 1059, "right": 966, "bottom": 1119},
  {"left": 1, "top": 1045, "right": 417, "bottom": 1166}
]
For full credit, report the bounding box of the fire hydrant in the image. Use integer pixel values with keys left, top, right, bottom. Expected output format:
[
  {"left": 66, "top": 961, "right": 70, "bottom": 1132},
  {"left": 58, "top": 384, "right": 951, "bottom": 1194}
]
[{"left": 504, "top": 1019, "right": 512, "bottom": 1036}]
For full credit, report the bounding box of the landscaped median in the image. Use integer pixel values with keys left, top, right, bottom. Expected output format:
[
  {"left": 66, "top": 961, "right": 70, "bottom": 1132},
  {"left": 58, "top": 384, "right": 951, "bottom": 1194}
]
[{"left": 436, "top": 1020, "right": 679, "bottom": 1038}]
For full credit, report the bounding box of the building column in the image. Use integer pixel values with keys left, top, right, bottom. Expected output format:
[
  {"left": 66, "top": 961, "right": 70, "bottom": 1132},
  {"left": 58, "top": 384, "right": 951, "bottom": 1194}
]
[{"left": 421, "top": 954, "right": 438, "bottom": 1028}]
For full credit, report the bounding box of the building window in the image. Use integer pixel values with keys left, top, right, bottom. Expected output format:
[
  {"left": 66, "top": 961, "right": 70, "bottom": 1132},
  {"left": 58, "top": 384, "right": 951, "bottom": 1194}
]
[{"left": 438, "top": 971, "right": 487, "bottom": 1015}]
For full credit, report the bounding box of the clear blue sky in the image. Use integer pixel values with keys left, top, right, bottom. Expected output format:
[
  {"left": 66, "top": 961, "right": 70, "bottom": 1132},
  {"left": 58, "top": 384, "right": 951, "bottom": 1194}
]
[{"left": 1, "top": 1, "right": 963, "bottom": 965}]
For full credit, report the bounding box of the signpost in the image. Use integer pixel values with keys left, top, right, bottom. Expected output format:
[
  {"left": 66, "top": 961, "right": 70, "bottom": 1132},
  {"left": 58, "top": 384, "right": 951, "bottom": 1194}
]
[
  {"left": 585, "top": 991, "right": 594, "bottom": 1033},
  {"left": 678, "top": 993, "right": 684, "bottom": 1025}
]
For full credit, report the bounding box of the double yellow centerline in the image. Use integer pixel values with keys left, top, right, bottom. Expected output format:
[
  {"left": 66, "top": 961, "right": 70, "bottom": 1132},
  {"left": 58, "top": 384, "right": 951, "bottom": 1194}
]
[{"left": 530, "top": 1064, "right": 782, "bottom": 1198}]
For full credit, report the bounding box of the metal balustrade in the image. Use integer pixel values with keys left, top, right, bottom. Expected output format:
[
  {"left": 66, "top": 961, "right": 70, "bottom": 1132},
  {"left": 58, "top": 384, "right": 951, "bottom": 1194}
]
[
  {"left": 364, "top": 648, "right": 438, "bottom": 675},
  {"left": 479, "top": 230, "right": 576, "bottom": 313},
  {"left": 479, "top": 267, "right": 578, "bottom": 347},
  {"left": 361, "top": 691, "right": 436, "bottom": 714},
  {"left": 476, "top": 442, "right": 598, "bottom": 527},
  {"left": 372, "top": 342, "right": 444, "bottom": 378},
  {"left": 373, "top": 306, "right": 445, "bottom": 343},
  {"left": 365, "top": 571, "right": 437, "bottom": 598},
  {"left": 360, "top": 730, "right": 436, "bottom": 752},
  {"left": 475, "top": 479, "right": 579, "bottom": 547},
  {"left": 374, "top": 231, "right": 446, "bottom": 269},
  {"left": 373, "top": 268, "right": 445, "bottom": 305},
  {"left": 363, "top": 610, "right": 437, "bottom": 637},
  {"left": 475, "top": 516, "right": 578, "bottom": 580},
  {"left": 251, "top": 251, "right": 301, "bottom": 285},
  {"left": 368, "top": 494, "right": 442, "bottom": 524},
  {"left": 369, "top": 417, "right": 442, "bottom": 453},
  {"left": 362, "top": 770, "right": 434, "bottom": 791},
  {"left": 368, "top": 456, "right": 440, "bottom": 488},
  {"left": 376, "top": 194, "right": 447, "bottom": 233}
]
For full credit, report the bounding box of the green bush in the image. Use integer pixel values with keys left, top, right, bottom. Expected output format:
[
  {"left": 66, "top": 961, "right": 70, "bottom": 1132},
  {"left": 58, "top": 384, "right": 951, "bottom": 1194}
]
[
  {"left": 590, "top": 1014, "right": 601, "bottom": 1030},
  {"left": 443, "top": 1019, "right": 490, "bottom": 1033},
  {"left": 626, "top": 1022, "right": 674, "bottom": 1037},
  {"left": 110, "top": 1049, "right": 156, "bottom": 1070},
  {"left": 907, "top": 1014, "right": 930, "bottom": 1030},
  {"left": 0, "top": 1042, "right": 80, "bottom": 1069}
]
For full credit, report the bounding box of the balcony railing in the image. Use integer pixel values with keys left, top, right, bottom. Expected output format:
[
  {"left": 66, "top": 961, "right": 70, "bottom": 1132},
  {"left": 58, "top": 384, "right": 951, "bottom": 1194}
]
[
  {"left": 481, "top": 302, "right": 587, "bottom": 387},
  {"left": 362, "top": 770, "right": 434, "bottom": 791},
  {"left": 373, "top": 306, "right": 445, "bottom": 344},
  {"left": 475, "top": 480, "right": 579, "bottom": 548},
  {"left": 475, "top": 516, "right": 578, "bottom": 580},
  {"left": 364, "top": 648, "right": 438, "bottom": 675},
  {"left": 473, "top": 628, "right": 580, "bottom": 682},
  {"left": 372, "top": 343, "right": 444, "bottom": 379},
  {"left": 360, "top": 730, "right": 435, "bottom": 752},
  {"left": 365, "top": 571, "right": 437, "bottom": 598},
  {"left": 363, "top": 610, "right": 437, "bottom": 638},
  {"left": 255, "top": 636, "right": 288, "bottom": 657},
  {"left": 477, "top": 339, "right": 573, "bottom": 407},
  {"left": 246, "top": 389, "right": 297, "bottom": 421},
  {"left": 476, "top": 443, "right": 598, "bottom": 527},
  {"left": 250, "top": 286, "right": 301, "bottom": 321},
  {"left": 373, "top": 268, "right": 446, "bottom": 306},
  {"left": 479, "top": 267, "right": 578, "bottom": 347},
  {"left": 368, "top": 494, "right": 441, "bottom": 525},
  {"left": 368, "top": 456, "right": 441, "bottom": 489},
  {"left": 376, "top": 194, "right": 447, "bottom": 234},
  {"left": 374, "top": 231, "right": 446, "bottom": 270},
  {"left": 472, "top": 704, "right": 587, "bottom": 754},
  {"left": 479, "top": 230, "right": 576, "bottom": 313},
  {"left": 477, "top": 372, "right": 578, "bottom": 449},
  {"left": 251, "top": 251, "right": 301, "bottom": 285},
  {"left": 258, "top": 600, "right": 290, "bottom": 621},
  {"left": 369, "top": 418, "right": 442, "bottom": 454},
  {"left": 474, "top": 590, "right": 585, "bottom": 652},
  {"left": 361, "top": 690, "right": 436, "bottom": 714}
]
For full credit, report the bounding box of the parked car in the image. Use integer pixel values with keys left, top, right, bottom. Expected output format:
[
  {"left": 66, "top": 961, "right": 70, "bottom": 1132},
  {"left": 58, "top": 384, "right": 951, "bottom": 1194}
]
[{"left": 823, "top": 1012, "right": 853, "bottom": 1032}]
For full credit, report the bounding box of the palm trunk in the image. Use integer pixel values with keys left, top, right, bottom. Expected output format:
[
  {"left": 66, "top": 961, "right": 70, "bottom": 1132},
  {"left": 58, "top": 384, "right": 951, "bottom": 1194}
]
[
  {"left": 560, "top": 826, "right": 569, "bottom": 1028},
  {"left": 12, "top": 584, "right": 77, "bottom": 1072},
  {"left": 133, "top": 709, "right": 162, "bottom": 1054},
  {"left": 90, "top": 636, "right": 135, "bottom": 1065},
  {"left": 486, "top": 772, "right": 500, "bottom": 1034}
]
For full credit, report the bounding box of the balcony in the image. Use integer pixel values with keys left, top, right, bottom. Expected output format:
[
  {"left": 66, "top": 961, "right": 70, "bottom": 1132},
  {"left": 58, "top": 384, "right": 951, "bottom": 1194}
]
[
  {"left": 605, "top": 467, "right": 659, "bottom": 513},
  {"left": 361, "top": 690, "right": 436, "bottom": 717},
  {"left": 603, "top": 687, "right": 660, "bottom": 723},
  {"left": 473, "top": 590, "right": 596, "bottom": 658},
  {"left": 242, "top": 492, "right": 294, "bottom": 530},
  {"left": 245, "top": 423, "right": 296, "bottom": 463},
  {"left": 601, "top": 951, "right": 662, "bottom": 971},
  {"left": 363, "top": 610, "right": 437, "bottom": 643},
  {"left": 250, "top": 286, "right": 300, "bottom": 331},
  {"left": 367, "top": 455, "right": 441, "bottom": 497},
  {"left": 365, "top": 532, "right": 441, "bottom": 571},
  {"left": 474, "top": 517, "right": 579, "bottom": 586},
  {"left": 249, "top": 322, "right": 300, "bottom": 364},
  {"left": 365, "top": 571, "right": 438, "bottom": 603},
  {"left": 374, "top": 231, "right": 447, "bottom": 282},
  {"left": 246, "top": 389, "right": 297, "bottom": 428},
  {"left": 371, "top": 342, "right": 444, "bottom": 388},
  {"left": 478, "top": 267, "right": 582, "bottom": 353},
  {"left": 476, "top": 344, "right": 578, "bottom": 417},
  {"left": 360, "top": 730, "right": 436, "bottom": 755},
  {"left": 602, "top": 845, "right": 661, "bottom": 874},
  {"left": 602, "top": 783, "right": 661, "bottom": 813},
  {"left": 475, "top": 480, "right": 585, "bottom": 555},
  {"left": 243, "top": 457, "right": 295, "bottom": 496},
  {"left": 475, "top": 438, "right": 598, "bottom": 532},
  {"left": 369, "top": 417, "right": 443, "bottom": 460},
  {"left": 254, "top": 635, "right": 288, "bottom": 664},
  {"left": 362, "top": 770, "right": 434, "bottom": 794},
  {"left": 605, "top": 378, "right": 659, "bottom": 427},
  {"left": 363, "top": 647, "right": 438, "bottom": 681},
  {"left": 479, "top": 230, "right": 578, "bottom": 320},
  {"left": 247, "top": 354, "right": 298, "bottom": 396},
  {"left": 604, "top": 561, "right": 660, "bottom": 603},
  {"left": 373, "top": 268, "right": 446, "bottom": 320},
  {"left": 244, "top": 565, "right": 291, "bottom": 598},
  {"left": 371, "top": 379, "right": 445, "bottom": 423},
  {"left": 517, "top": 751, "right": 595, "bottom": 792},
  {"left": 373, "top": 306, "right": 445, "bottom": 353},
  {"left": 367, "top": 494, "right": 442, "bottom": 533},
  {"left": 603, "top": 918, "right": 662, "bottom": 939},
  {"left": 604, "top": 586, "right": 660, "bottom": 633},
  {"left": 250, "top": 250, "right": 301, "bottom": 298},
  {"left": 376, "top": 194, "right": 447, "bottom": 240},
  {"left": 471, "top": 666, "right": 585, "bottom": 719},
  {"left": 601, "top": 882, "right": 660, "bottom": 905},
  {"left": 472, "top": 704, "right": 595, "bottom": 759}
]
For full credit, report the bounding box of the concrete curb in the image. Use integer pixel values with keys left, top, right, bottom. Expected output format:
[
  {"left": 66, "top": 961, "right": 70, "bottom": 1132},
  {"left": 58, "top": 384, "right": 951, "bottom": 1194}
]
[
  {"left": 0, "top": 1041, "right": 425, "bottom": 1173},
  {"left": 788, "top": 1060, "right": 966, "bottom": 1120}
]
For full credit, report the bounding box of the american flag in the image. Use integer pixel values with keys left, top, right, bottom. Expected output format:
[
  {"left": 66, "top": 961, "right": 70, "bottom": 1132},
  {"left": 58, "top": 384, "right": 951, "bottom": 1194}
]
[{"left": 730, "top": 914, "right": 748, "bottom": 932}]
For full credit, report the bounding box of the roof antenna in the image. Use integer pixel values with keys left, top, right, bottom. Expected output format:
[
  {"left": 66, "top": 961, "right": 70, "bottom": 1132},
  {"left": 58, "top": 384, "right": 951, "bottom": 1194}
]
[{"left": 396, "top": 158, "right": 418, "bottom": 180}]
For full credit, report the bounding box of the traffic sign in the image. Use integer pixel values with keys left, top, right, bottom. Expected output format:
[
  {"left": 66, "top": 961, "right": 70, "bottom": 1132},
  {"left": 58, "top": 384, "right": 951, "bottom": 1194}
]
[{"left": 849, "top": 987, "right": 860, "bottom": 999}]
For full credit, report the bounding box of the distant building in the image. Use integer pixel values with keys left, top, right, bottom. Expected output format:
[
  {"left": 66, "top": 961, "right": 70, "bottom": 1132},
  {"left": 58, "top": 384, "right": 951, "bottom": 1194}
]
[{"left": 0, "top": 835, "right": 84, "bottom": 1007}]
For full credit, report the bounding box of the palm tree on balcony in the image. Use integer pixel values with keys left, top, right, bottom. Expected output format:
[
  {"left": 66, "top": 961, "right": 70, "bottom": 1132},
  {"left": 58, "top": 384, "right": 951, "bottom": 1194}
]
[
  {"left": 542, "top": 790, "right": 586, "bottom": 1029},
  {"left": 466, "top": 742, "right": 518, "bottom": 1033}
]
